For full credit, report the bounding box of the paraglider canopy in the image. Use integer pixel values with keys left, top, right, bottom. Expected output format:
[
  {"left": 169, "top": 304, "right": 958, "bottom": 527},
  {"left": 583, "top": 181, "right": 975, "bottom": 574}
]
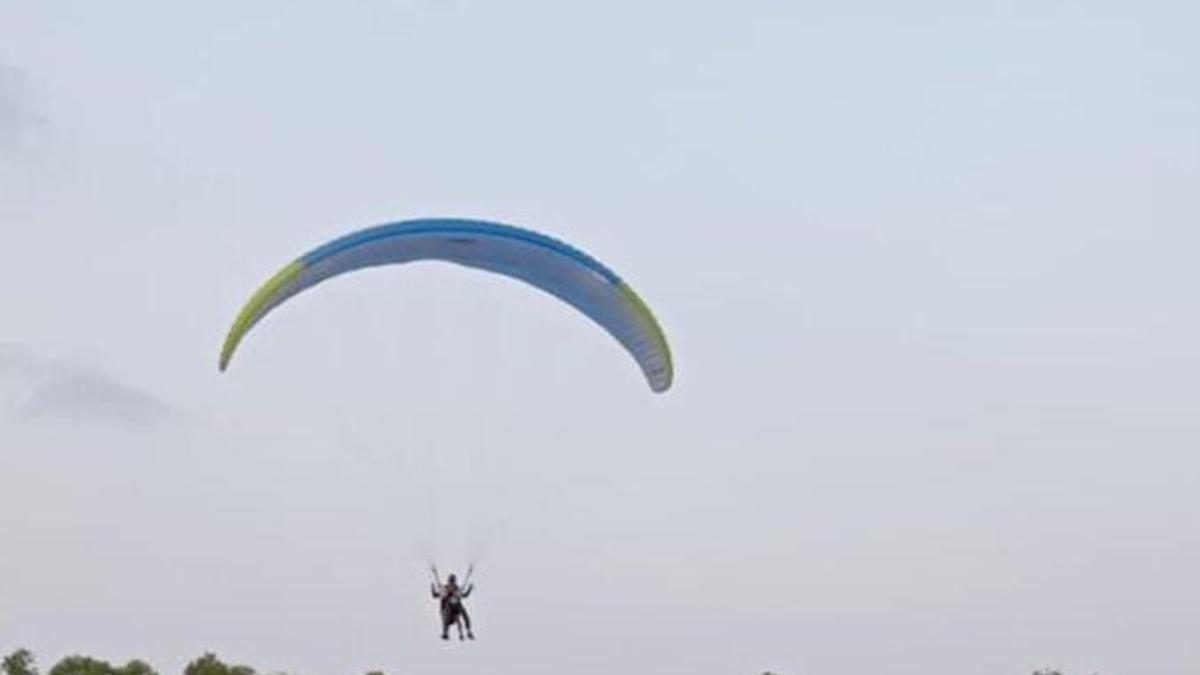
[{"left": 219, "top": 218, "right": 673, "bottom": 392}]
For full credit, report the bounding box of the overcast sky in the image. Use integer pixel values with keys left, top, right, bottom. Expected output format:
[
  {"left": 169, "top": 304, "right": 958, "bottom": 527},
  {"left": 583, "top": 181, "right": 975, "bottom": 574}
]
[{"left": 1, "top": 2, "right": 1197, "bottom": 674}]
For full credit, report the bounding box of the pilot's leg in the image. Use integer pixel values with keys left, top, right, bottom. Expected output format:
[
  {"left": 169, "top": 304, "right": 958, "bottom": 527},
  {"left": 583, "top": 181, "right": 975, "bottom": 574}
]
[{"left": 462, "top": 608, "right": 474, "bottom": 639}]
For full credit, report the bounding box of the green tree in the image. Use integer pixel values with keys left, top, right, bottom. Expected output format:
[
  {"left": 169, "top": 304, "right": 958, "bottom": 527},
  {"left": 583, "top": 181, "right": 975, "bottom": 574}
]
[
  {"left": 47, "top": 655, "right": 115, "bottom": 675},
  {"left": 41, "top": 655, "right": 156, "bottom": 675},
  {"left": 2, "top": 649, "right": 38, "bottom": 675},
  {"left": 115, "top": 661, "right": 156, "bottom": 675},
  {"left": 183, "top": 653, "right": 254, "bottom": 675}
]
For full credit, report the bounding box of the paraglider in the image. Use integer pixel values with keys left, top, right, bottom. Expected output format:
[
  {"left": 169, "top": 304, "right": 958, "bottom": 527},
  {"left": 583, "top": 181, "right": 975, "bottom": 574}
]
[
  {"left": 431, "top": 566, "right": 475, "bottom": 640},
  {"left": 218, "top": 217, "right": 673, "bottom": 392},
  {"left": 217, "top": 217, "right": 673, "bottom": 642}
]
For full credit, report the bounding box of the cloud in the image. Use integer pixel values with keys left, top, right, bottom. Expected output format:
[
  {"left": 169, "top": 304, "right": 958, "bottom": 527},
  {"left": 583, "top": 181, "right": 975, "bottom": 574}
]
[
  {"left": 21, "top": 368, "right": 172, "bottom": 426},
  {"left": 0, "top": 342, "right": 37, "bottom": 375},
  {"left": 0, "top": 64, "right": 26, "bottom": 148},
  {"left": 0, "top": 344, "right": 174, "bottom": 427},
  {"left": 0, "top": 62, "right": 43, "bottom": 155}
]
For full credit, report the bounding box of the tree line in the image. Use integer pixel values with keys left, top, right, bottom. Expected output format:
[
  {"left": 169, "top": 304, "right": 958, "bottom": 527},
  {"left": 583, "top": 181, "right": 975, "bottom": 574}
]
[
  {"left": 1, "top": 649, "right": 385, "bottom": 675},
  {"left": 6, "top": 649, "right": 1076, "bottom": 675}
]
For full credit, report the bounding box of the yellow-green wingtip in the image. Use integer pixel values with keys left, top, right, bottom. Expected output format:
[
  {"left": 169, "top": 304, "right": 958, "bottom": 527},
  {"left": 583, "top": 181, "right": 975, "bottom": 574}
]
[
  {"left": 617, "top": 281, "right": 674, "bottom": 393},
  {"left": 217, "top": 259, "right": 307, "bottom": 373},
  {"left": 217, "top": 338, "right": 235, "bottom": 372}
]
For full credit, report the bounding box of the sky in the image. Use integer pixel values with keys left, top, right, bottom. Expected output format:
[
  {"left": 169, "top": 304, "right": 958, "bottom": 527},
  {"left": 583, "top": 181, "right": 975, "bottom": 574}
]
[{"left": 1, "top": 1, "right": 1198, "bottom": 674}]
